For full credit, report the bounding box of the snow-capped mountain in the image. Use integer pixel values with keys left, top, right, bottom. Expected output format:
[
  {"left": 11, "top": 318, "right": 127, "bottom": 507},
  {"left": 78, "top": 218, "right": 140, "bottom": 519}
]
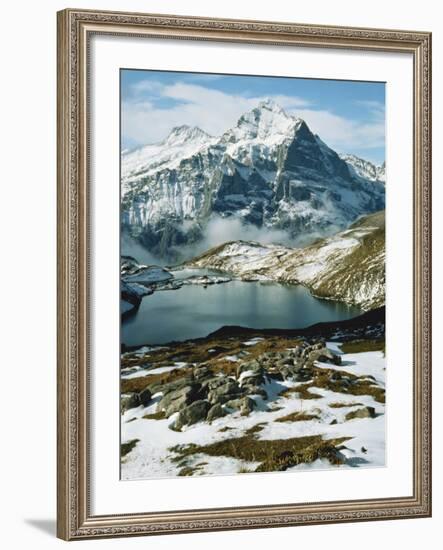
[
  {"left": 122, "top": 99, "right": 385, "bottom": 259},
  {"left": 185, "top": 210, "right": 385, "bottom": 311},
  {"left": 121, "top": 125, "right": 217, "bottom": 195},
  {"left": 340, "top": 153, "right": 385, "bottom": 184}
]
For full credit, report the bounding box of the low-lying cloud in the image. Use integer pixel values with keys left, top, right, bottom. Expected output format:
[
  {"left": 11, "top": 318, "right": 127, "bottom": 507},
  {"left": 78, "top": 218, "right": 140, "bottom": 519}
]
[
  {"left": 204, "top": 215, "right": 289, "bottom": 247},
  {"left": 123, "top": 211, "right": 349, "bottom": 267},
  {"left": 171, "top": 215, "right": 301, "bottom": 265},
  {"left": 121, "top": 231, "right": 163, "bottom": 266}
]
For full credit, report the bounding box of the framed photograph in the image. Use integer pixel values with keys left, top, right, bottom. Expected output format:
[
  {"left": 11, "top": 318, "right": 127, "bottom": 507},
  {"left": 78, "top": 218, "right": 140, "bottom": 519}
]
[{"left": 57, "top": 8, "right": 432, "bottom": 540}]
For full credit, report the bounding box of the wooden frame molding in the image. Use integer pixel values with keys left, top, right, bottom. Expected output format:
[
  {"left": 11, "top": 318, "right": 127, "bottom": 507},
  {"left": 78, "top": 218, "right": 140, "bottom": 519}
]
[{"left": 57, "top": 8, "right": 432, "bottom": 540}]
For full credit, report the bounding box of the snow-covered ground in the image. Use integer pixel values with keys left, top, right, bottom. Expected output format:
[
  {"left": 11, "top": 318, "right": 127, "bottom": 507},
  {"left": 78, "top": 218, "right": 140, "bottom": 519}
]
[
  {"left": 121, "top": 342, "right": 385, "bottom": 480},
  {"left": 121, "top": 362, "right": 188, "bottom": 380}
]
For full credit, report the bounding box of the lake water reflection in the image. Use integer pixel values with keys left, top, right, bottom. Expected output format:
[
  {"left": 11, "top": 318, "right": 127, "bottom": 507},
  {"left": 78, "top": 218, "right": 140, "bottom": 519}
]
[{"left": 121, "top": 278, "right": 362, "bottom": 347}]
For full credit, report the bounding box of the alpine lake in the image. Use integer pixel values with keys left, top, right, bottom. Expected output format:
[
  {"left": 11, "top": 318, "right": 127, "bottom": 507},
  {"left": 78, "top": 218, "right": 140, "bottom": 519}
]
[{"left": 121, "top": 269, "right": 362, "bottom": 347}]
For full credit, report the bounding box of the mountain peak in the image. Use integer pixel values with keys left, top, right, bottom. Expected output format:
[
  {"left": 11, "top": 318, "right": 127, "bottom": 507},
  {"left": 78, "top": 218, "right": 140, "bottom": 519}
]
[
  {"left": 164, "top": 125, "right": 211, "bottom": 145},
  {"left": 225, "top": 100, "right": 298, "bottom": 143},
  {"left": 257, "top": 98, "right": 286, "bottom": 113}
]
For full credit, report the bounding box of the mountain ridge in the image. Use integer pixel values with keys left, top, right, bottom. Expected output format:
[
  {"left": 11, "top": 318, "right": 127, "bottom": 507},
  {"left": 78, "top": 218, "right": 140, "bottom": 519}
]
[{"left": 122, "top": 99, "right": 385, "bottom": 260}]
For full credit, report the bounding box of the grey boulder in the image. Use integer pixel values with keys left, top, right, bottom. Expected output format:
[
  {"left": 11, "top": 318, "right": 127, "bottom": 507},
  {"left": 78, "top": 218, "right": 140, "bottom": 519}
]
[
  {"left": 157, "top": 383, "right": 201, "bottom": 417},
  {"left": 345, "top": 406, "right": 376, "bottom": 421},
  {"left": 206, "top": 403, "right": 226, "bottom": 422},
  {"left": 308, "top": 347, "right": 341, "bottom": 365},
  {"left": 206, "top": 378, "right": 241, "bottom": 404},
  {"left": 175, "top": 400, "right": 211, "bottom": 430},
  {"left": 225, "top": 396, "right": 256, "bottom": 416},
  {"left": 121, "top": 393, "right": 140, "bottom": 413}
]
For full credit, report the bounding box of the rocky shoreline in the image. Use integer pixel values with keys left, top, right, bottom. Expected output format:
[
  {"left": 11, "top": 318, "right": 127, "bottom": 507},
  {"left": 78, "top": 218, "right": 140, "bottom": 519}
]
[
  {"left": 121, "top": 306, "right": 385, "bottom": 353},
  {"left": 121, "top": 255, "right": 232, "bottom": 316}
]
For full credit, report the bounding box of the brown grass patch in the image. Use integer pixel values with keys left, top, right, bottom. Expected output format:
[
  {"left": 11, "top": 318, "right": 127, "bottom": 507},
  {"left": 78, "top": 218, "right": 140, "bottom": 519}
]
[
  {"left": 177, "top": 466, "right": 199, "bottom": 476},
  {"left": 279, "top": 367, "right": 385, "bottom": 404},
  {"left": 121, "top": 334, "right": 304, "bottom": 392},
  {"left": 280, "top": 385, "right": 322, "bottom": 400},
  {"left": 121, "top": 439, "right": 139, "bottom": 457},
  {"left": 124, "top": 335, "right": 301, "bottom": 366},
  {"left": 340, "top": 339, "right": 385, "bottom": 354},
  {"left": 176, "top": 461, "right": 208, "bottom": 477},
  {"left": 169, "top": 434, "right": 351, "bottom": 472},
  {"left": 329, "top": 401, "right": 365, "bottom": 408},
  {"left": 311, "top": 367, "right": 385, "bottom": 404},
  {"left": 275, "top": 411, "right": 319, "bottom": 423},
  {"left": 244, "top": 423, "right": 267, "bottom": 436},
  {"left": 210, "top": 360, "right": 238, "bottom": 377},
  {"left": 310, "top": 368, "right": 385, "bottom": 403},
  {"left": 142, "top": 411, "right": 166, "bottom": 420}
]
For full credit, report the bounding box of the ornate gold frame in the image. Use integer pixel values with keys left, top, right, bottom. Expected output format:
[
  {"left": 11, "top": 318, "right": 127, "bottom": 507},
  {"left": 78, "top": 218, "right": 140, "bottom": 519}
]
[{"left": 57, "top": 8, "right": 432, "bottom": 540}]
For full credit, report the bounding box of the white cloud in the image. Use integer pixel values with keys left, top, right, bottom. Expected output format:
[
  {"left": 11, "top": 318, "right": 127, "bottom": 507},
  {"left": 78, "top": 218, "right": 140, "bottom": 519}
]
[
  {"left": 290, "top": 107, "right": 385, "bottom": 152},
  {"left": 122, "top": 82, "right": 311, "bottom": 145},
  {"left": 122, "top": 81, "right": 384, "bottom": 155},
  {"left": 181, "top": 73, "right": 225, "bottom": 82},
  {"left": 204, "top": 215, "right": 289, "bottom": 247},
  {"left": 175, "top": 215, "right": 293, "bottom": 260},
  {"left": 130, "top": 80, "right": 164, "bottom": 95},
  {"left": 355, "top": 99, "right": 385, "bottom": 113}
]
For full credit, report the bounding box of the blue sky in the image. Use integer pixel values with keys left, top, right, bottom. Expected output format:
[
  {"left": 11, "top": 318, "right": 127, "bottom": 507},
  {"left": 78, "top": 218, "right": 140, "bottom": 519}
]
[{"left": 121, "top": 69, "right": 385, "bottom": 165}]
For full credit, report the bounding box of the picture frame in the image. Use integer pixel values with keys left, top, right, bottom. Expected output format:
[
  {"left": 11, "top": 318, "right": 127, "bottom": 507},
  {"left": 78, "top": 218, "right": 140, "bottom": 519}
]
[{"left": 57, "top": 8, "right": 432, "bottom": 540}]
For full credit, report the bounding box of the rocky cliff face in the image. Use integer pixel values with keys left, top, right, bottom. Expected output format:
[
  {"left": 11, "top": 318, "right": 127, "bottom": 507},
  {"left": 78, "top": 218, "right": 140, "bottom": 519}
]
[
  {"left": 122, "top": 100, "right": 385, "bottom": 259},
  {"left": 185, "top": 210, "right": 385, "bottom": 311}
]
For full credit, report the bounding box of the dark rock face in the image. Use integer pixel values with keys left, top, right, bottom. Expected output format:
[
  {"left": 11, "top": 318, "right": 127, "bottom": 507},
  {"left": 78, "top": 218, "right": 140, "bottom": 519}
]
[
  {"left": 120, "top": 281, "right": 142, "bottom": 316},
  {"left": 138, "top": 388, "right": 152, "bottom": 407},
  {"left": 282, "top": 121, "right": 336, "bottom": 175}
]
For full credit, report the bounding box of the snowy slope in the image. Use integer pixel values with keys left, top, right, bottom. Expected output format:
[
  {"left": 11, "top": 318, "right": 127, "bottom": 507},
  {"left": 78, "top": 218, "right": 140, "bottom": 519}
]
[
  {"left": 186, "top": 210, "right": 385, "bottom": 311},
  {"left": 340, "top": 153, "right": 385, "bottom": 184},
  {"left": 121, "top": 341, "right": 385, "bottom": 480},
  {"left": 122, "top": 126, "right": 217, "bottom": 195}
]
